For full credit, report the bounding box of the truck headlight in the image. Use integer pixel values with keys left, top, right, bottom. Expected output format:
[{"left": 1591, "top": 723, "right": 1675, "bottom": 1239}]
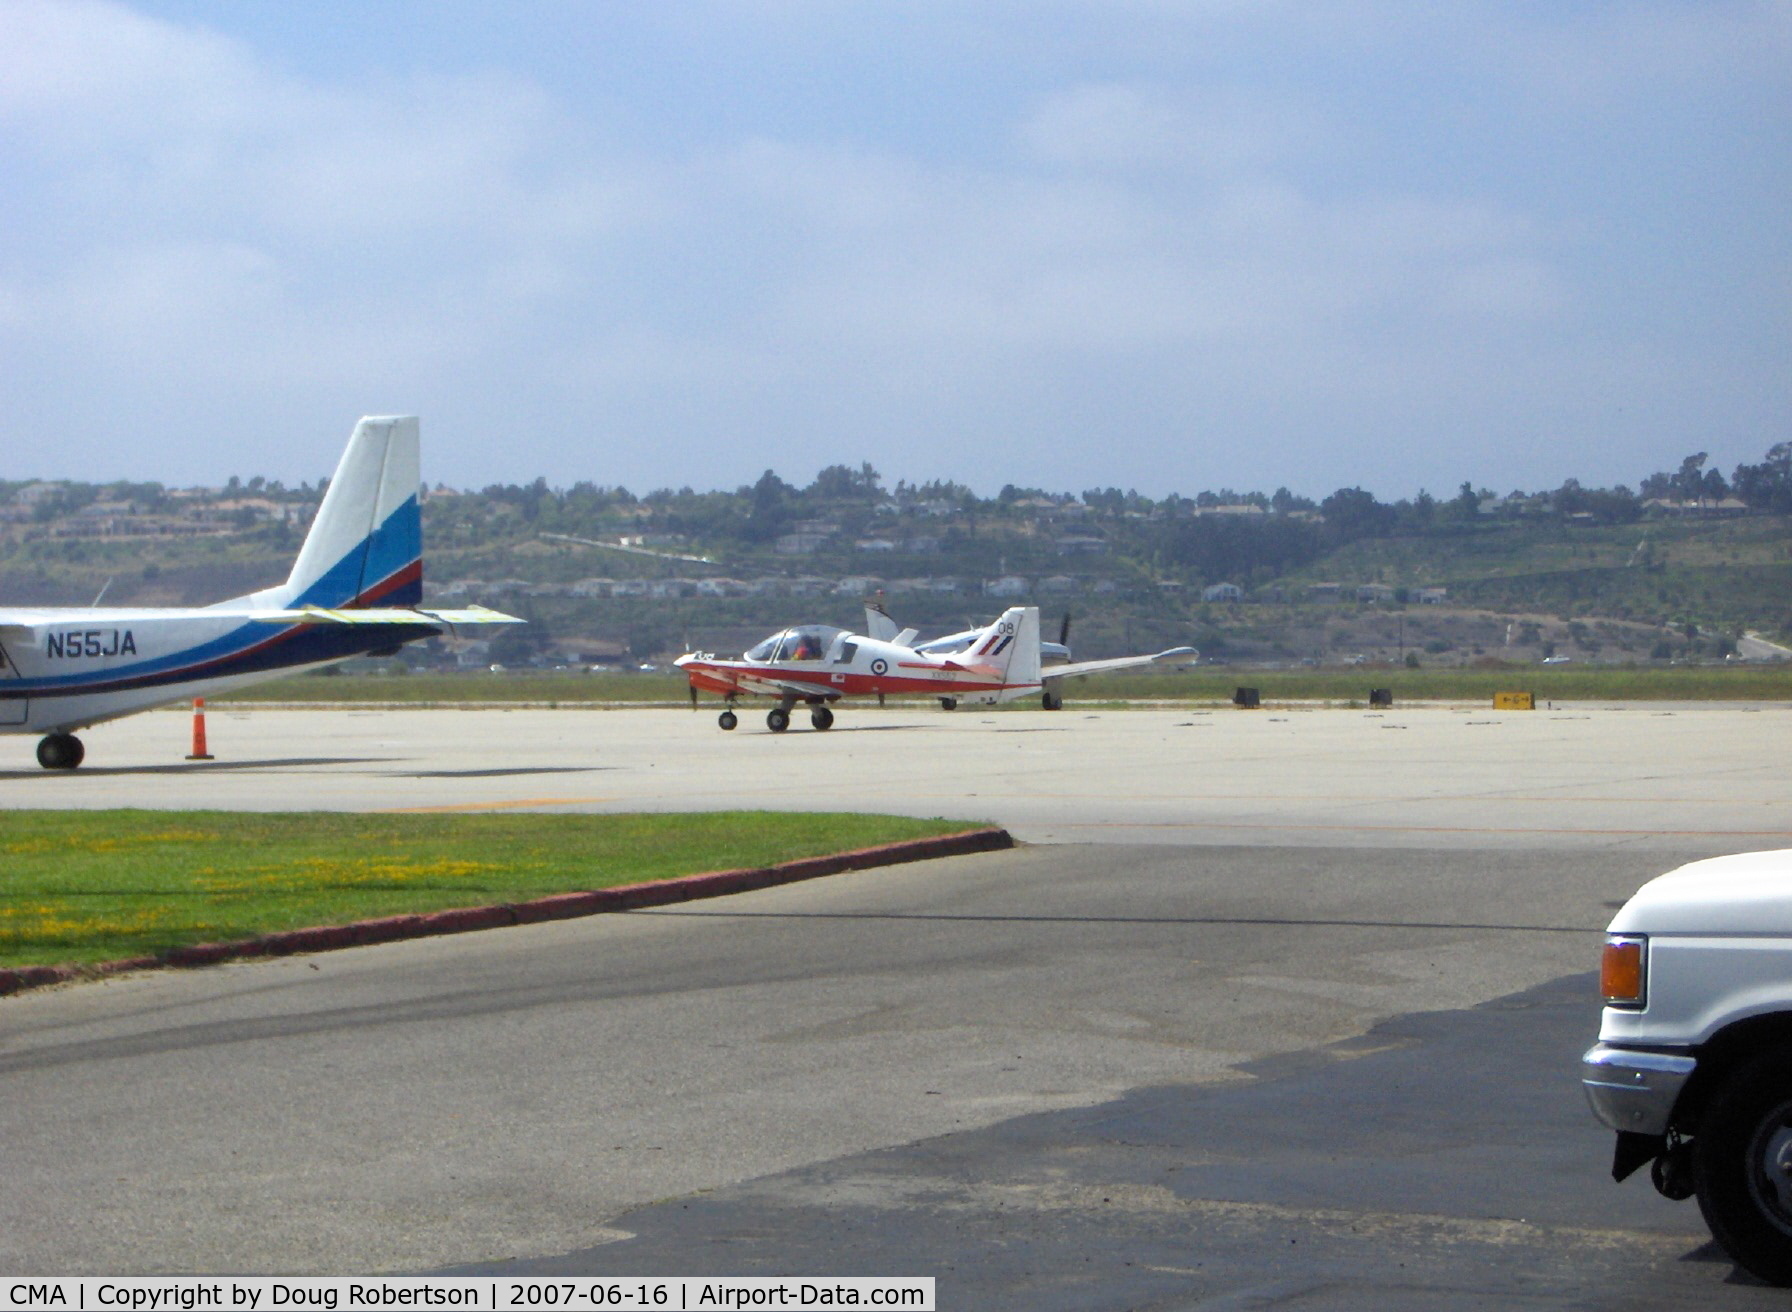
[{"left": 1601, "top": 935, "right": 1648, "bottom": 1008}]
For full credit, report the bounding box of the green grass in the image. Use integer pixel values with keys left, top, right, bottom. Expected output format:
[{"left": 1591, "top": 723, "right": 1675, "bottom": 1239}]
[
  {"left": 1065, "top": 663, "right": 1792, "bottom": 703},
  {"left": 216, "top": 662, "right": 1792, "bottom": 707},
  {"left": 0, "top": 810, "right": 983, "bottom": 970}
]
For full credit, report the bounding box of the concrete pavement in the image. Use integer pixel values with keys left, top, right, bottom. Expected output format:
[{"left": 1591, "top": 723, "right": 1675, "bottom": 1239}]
[
  {"left": 5, "top": 701, "right": 1789, "bottom": 852},
  {"left": 2, "top": 702, "right": 1789, "bottom": 1296}
]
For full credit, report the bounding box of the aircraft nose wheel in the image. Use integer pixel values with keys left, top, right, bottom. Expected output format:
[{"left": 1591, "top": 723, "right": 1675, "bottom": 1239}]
[
  {"left": 718, "top": 710, "right": 738, "bottom": 731},
  {"left": 766, "top": 707, "right": 791, "bottom": 733},
  {"left": 36, "top": 733, "right": 85, "bottom": 770},
  {"left": 810, "top": 706, "right": 835, "bottom": 731}
]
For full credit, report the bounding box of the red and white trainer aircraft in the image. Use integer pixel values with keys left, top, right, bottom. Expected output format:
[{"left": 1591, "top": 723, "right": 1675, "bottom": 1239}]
[{"left": 675, "top": 605, "right": 1193, "bottom": 732}]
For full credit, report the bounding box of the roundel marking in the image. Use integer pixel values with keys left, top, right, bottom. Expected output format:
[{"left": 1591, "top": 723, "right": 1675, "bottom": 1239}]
[{"left": 871, "top": 658, "right": 889, "bottom": 675}]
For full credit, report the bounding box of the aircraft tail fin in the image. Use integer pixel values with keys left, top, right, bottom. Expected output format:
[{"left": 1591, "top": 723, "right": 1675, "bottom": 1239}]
[
  {"left": 864, "top": 601, "right": 899, "bottom": 642},
  {"left": 864, "top": 601, "right": 918, "bottom": 646},
  {"left": 267, "top": 416, "right": 422, "bottom": 609},
  {"left": 978, "top": 605, "right": 1042, "bottom": 697}
]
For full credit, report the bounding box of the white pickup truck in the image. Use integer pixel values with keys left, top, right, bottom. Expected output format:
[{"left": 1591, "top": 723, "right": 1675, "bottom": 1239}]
[{"left": 1582, "top": 849, "right": 1792, "bottom": 1285}]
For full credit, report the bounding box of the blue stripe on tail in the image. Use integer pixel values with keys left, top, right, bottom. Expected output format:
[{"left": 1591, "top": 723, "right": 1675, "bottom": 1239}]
[{"left": 291, "top": 497, "right": 421, "bottom": 607}]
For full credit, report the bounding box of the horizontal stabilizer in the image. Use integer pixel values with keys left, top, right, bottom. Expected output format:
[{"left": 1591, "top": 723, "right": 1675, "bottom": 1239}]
[
  {"left": 1046, "top": 645, "right": 1198, "bottom": 682},
  {"left": 246, "top": 604, "right": 521, "bottom": 629}
]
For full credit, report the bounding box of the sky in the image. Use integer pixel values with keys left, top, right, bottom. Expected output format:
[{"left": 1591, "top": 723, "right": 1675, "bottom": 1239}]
[{"left": 1, "top": 1, "right": 1787, "bottom": 501}]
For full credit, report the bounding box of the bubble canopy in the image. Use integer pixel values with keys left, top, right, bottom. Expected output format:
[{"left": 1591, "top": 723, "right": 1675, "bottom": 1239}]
[{"left": 743, "top": 625, "right": 848, "bottom": 662}]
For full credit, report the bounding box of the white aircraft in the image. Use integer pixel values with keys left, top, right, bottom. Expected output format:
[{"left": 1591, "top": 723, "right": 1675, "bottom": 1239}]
[
  {"left": 677, "top": 604, "right": 1195, "bottom": 731},
  {"left": 0, "top": 416, "right": 516, "bottom": 769},
  {"left": 863, "top": 601, "right": 1193, "bottom": 711},
  {"left": 678, "top": 605, "right": 1048, "bottom": 731}
]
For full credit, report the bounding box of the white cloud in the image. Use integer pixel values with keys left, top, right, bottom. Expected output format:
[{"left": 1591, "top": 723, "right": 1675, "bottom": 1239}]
[
  {"left": 0, "top": 2, "right": 669, "bottom": 471},
  {"left": 0, "top": 0, "right": 250, "bottom": 130},
  {"left": 0, "top": 1, "right": 1781, "bottom": 500},
  {"left": 1017, "top": 82, "right": 1314, "bottom": 177}
]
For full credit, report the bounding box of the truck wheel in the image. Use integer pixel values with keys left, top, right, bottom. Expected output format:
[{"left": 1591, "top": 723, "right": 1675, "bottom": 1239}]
[{"left": 1694, "top": 1045, "right": 1792, "bottom": 1286}]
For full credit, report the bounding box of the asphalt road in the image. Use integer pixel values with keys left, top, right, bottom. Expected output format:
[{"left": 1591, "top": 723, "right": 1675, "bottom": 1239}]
[
  {"left": 3, "top": 703, "right": 1790, "bottom": 1303},
  {"left": 462, "top": 972, "right": 1789, "bottom": 1310}
]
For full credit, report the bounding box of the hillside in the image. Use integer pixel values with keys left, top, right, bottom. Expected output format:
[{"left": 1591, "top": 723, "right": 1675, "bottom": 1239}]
[{"left": 2, "top": 462, "right": 1789, "bottom": 669}]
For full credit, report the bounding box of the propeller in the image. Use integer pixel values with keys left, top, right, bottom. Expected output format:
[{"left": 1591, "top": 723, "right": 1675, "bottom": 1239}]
[
  {"left": 1059, "top": 612, "right": 1072, "bottom": 648},
  {"left": 689, "top": 682, "right": 698, "bottom": 711}
]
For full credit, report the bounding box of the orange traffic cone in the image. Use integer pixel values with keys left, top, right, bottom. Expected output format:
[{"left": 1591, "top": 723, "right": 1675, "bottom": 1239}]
[{"left": 186, "top": 697, "right": 215, "bottom": 760}]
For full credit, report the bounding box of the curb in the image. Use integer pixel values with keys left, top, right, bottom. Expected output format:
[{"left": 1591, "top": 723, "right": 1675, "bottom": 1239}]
[{"left": 0, "top": 827, "right": 1014, "bottom": 999}]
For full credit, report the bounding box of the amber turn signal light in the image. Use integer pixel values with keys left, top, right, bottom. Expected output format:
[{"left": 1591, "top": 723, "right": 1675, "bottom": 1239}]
[{"left": 1601, "top": 936, "right": 1646, "bottom": 1007}]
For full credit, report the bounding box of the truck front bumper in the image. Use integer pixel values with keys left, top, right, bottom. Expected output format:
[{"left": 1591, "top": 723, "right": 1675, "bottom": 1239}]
[{"left": 1581, "top": 1043, "right": 1696, "bottom": 1137}]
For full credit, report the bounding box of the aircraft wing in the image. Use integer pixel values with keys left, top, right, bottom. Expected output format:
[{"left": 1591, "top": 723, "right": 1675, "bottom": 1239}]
[
  {"left": 1044, "top": 646, "right": 1197, "bottom": 682},
  {"left": 730, "top": 672, "right": 841, "bottom": 699},
  {"left": 683, "top": 664, "right": 837, "bottom": 700},
  {"left": 244, "top": 604, "right": 521, "bottom": 629}
]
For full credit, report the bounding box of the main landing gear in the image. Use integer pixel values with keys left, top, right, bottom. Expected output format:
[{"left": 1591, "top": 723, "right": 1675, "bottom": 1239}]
[
  {"left": 36, "top": 732, "right": 85, "bottom": 770},
  {"left": 764, "top": 699, "right": 834, "bottom": 733},
  {"left": 714, "top": 696, "right": 835, "bottom": 733}
]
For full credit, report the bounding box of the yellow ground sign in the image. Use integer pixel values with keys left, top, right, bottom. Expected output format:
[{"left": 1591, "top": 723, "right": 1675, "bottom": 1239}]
[{"left": 1493, "top": 690, "right": 1535, "bottom": 710}]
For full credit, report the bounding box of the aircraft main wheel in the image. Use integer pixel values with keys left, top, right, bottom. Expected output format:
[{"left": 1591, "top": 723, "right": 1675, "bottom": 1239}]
[
  {"left": 767, "top": 708, "right": 791, "bottom": 733},
  {"left": 718, "top": 710, "right": 738, "bottom": 731},
  {"left": 1042, "top": 691, "right": 1063, "bottom": 711},
  {"left": 37, "top": 733, "right": 84, "bottom": 770},
  {"left": 811, "top": 706, "right": 835, "bottom": 731},
  {"left": 940, "top": 697, "right": 957, "bottom": 711}
]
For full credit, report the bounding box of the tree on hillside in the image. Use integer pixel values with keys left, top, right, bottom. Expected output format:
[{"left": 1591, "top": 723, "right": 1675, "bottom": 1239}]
[
  {"left": 809, "top": 462, "right": 882, "bottom": 500},
  {"left": 742, "top": 470, "right": 794, "bottom": 543},
  {"left": 1397, "top": 489, "right": 1436, "bottom": 531},
  {"left": 1153, "top": 513, "right": 1324, "bottom": 581},
  {"left": 1448, "top": 481, "right": 1481, "bottom": 522},
  {"left": 910, "top": 478, "right": 976, "bottom": 507},
  {"left": 1270, "top": 487, "right": 1316, "bottom": 514},
  {"left": 1733, "top": 442, "right": 1792, "bottom": 513},
  {"left": 1319, "top": 486, "right": 1395, "bottom": 543},
  {"left": 1670, "top": 453, "right": 1714, "bottom": 504}
]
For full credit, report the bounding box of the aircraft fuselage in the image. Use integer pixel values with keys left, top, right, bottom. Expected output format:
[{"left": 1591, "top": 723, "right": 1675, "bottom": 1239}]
[{"left": 0, "top": 607, "right": 439, "bottom": 734}]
